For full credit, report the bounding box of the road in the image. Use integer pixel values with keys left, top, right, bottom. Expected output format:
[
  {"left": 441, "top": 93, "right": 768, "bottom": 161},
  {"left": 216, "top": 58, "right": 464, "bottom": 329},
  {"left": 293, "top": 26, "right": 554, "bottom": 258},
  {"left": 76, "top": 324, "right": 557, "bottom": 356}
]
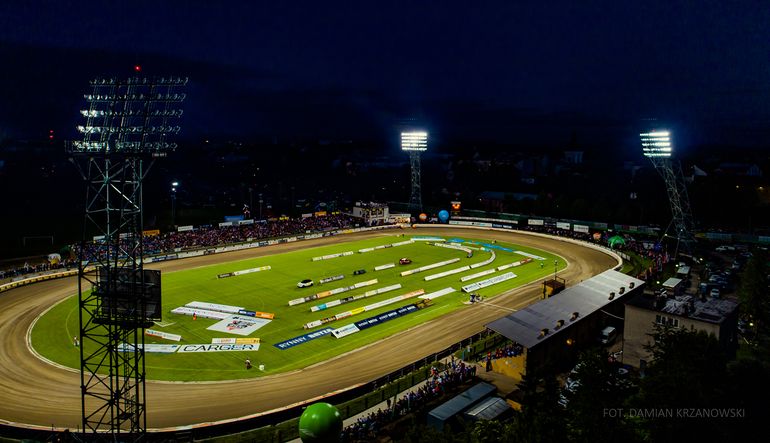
[{"left": 0, "top": 227, "right": 617, "bottom": 430}]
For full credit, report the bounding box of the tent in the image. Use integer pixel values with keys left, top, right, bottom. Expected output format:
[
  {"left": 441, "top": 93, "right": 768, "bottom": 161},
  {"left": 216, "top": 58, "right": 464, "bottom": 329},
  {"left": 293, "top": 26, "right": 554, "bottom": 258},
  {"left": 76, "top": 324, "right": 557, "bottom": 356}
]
[{"left": 608, "top": 235, "right": 626, "bottom": 249}]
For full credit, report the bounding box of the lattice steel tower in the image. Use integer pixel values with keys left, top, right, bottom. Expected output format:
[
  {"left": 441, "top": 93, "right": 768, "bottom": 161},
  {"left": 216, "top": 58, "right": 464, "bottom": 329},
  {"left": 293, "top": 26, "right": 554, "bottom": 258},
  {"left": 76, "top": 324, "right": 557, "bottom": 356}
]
[
  {"left": 640, "top": 130, "right": 695, "bottom": 255},
  {"left": 68, "top": 75, "right": 187, "bottom": 440},
  {"left": 401, "top": 131, "right": 427, "bottom": 213}
]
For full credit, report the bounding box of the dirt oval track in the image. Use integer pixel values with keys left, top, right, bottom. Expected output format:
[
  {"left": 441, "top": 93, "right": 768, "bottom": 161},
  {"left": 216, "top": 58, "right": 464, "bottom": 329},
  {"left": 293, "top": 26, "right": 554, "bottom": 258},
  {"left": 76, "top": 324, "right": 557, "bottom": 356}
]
[{"left": 0, "top": 227, "right": 617, "bottom": 430}]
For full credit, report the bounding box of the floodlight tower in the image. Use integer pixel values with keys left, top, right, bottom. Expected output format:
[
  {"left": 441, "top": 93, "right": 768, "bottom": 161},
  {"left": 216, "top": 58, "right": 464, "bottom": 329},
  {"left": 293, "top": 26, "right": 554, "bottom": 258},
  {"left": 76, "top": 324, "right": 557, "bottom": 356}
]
[
  {"left": 640, "top": 130, "right": 695, "bottom": 256},
  {"left": 67, "top": 75, "right": 187, "bottom": 440},
  {"left": 401, "top": 131, "right": 428, "bottom": 213}
]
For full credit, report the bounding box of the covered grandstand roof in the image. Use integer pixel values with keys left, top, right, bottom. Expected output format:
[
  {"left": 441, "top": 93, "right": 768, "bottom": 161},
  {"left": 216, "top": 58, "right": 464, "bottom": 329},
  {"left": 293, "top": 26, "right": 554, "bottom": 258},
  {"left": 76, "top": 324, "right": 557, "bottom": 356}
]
[{"left": 486, "top": 269, "right": 644, "bottom": 349}]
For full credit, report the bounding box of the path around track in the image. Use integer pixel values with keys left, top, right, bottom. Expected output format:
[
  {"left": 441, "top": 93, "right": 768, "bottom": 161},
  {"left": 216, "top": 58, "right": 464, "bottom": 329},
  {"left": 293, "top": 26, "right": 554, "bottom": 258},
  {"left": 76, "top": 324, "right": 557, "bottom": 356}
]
[{"left": 0, "top": 228, "right": 617, "bottom": 430}]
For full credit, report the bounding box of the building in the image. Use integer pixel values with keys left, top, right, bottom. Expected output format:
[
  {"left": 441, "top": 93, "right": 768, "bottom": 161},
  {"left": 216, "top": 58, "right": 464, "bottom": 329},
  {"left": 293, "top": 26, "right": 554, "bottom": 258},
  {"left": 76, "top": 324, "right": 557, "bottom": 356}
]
[
  {"left": 623, "top": 292, "right": 739, "bottom": 370},
  {"left": 486, "top": 270, "right": 645, "bottom": 380},
  {"left": 351, "top": 202, "right": 389, "bottom": 225}
]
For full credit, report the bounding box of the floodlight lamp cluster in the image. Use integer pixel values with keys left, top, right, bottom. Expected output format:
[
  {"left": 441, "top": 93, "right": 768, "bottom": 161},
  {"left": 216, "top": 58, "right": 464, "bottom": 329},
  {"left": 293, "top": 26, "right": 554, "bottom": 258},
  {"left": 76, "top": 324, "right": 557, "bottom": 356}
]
[
  {"left": 640, "top": 130, "right": 672, "bottom": 158},
  {"left": 90, "top": 76, "right": 189, "bottom": 86},
  {"left": 77, "top": 125, "right": 182, "bottom": 135},
  {"left": 69, "top": 140, "right": 178, "bottom": 153},
  {"left": 84, "top": 93, "right": 186, "bottom": 102},
  {"left": 80, "top": 109, "right": 183, "bottom": 118},
  {"left": 401, "top": 131, "right": 428, "bottom": 152}
]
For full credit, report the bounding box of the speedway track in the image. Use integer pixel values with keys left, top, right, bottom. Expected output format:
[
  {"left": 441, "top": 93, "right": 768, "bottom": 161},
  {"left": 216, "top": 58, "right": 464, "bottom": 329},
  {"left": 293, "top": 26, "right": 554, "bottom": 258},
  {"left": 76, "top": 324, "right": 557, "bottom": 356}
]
[{"left": 0, "top": 227, "right": 617, "bottom": 430}]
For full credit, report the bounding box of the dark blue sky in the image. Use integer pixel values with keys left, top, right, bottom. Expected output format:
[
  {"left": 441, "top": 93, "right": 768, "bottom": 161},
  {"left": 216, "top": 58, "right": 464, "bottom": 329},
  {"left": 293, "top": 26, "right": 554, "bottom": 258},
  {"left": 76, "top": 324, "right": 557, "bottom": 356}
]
[{"left": 1, "top": 0, "right": 769, "bottom": 150}]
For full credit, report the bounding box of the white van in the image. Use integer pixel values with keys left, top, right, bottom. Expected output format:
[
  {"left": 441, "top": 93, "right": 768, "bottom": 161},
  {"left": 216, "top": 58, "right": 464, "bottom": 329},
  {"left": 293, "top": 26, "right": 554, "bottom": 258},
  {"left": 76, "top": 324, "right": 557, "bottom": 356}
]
[{"left": 600, "top": 326, "right": 617, "bottom": 345}]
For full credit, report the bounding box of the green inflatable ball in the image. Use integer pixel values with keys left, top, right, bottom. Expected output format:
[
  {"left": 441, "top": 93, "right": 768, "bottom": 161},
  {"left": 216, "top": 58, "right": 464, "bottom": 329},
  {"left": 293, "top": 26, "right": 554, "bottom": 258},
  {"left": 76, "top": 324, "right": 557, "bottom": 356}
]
[{"left": 299, "top": 402, "right": 343, "bottom": 442}]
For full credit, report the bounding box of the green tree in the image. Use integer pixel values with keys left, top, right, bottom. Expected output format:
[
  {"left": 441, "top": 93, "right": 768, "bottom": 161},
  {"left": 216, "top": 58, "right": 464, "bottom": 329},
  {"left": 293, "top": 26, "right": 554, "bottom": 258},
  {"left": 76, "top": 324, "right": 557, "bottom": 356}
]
[
  {"left": 738, "top": 249, "right": 770, "bottom": 340},
  {"left": 508, "top": 368, "right": 566, "bottom": 443},
  {"left": 564, "top": 349, "right": 640, "bottom": 443},
  {"left": 636, "top": 325, "right": 730, "bottom": 441}
]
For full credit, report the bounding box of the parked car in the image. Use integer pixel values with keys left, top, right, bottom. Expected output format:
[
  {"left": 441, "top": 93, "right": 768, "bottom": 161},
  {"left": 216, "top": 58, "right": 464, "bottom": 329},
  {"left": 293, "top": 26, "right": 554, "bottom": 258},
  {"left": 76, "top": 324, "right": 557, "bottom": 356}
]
[
  {"left": 297, "top": 279, "right": 314, "bottom": 288},
  {"left": 399, "top": 257, "right": 412, "bottom": 265},
  {"left": 715, "top": 245, "right": 735, "bottom": 252},
  {"left": 599, "top": 326, "right": 617, "bottom": 345},
  {"left": 710, "top": 288, "right": 720, "bottom": 298}
]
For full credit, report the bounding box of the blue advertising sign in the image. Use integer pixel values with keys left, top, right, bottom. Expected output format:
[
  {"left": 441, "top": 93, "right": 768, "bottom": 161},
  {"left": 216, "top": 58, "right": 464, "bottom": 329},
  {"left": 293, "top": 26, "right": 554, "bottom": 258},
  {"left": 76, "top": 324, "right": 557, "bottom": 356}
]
[
  {"left": 354, "top": 304, "right": 418, "bottom": 331},
  {"left": 273, "top": 328, "right": 334, "bottom": 350}
]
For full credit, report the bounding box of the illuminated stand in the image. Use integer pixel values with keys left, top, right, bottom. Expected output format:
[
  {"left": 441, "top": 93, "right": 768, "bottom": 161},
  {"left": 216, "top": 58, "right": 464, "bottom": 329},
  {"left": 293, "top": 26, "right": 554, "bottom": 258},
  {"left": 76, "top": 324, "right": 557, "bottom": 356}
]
[
  {"left": 401, "top": 131, "right": 428, "bottom": 214},
  {"left": 67, "top": 75, "right": 186, "bottom": 439},
  {"left": 640, "top": 130, "right": 695, "bottom": 256}
]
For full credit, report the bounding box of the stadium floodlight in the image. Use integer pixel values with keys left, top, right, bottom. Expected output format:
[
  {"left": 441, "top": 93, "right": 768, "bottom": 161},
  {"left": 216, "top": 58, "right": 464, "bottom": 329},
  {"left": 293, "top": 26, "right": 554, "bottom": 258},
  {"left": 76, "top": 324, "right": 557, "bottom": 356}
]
[
  {"left": 639, "top": 127, "right": 695, "bottom": 256},
  {"left": 640, "top": 130, "right": 672, "bottom": 158},
  {"left": 401, "top": 131, "right": 428, "bottom": 152},
  {"left": 69, "top": 75, "right": 186, "bottom": 439},
  {"left": 400, "top": 131, "right": 427, "bottom": 212},
  {"left": 68, "top": 76, "right": 187, "bottom": 155}
]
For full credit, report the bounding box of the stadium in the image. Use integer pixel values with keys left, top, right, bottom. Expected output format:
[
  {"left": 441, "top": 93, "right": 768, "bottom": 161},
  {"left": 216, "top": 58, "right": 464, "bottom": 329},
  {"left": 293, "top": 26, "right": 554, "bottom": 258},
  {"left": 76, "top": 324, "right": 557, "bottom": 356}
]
[
  {"left": 4, "top": 4, "right": 768, "bottom": 442},
  {"left": 0, "top": 223, "right": 619, "bottom": 436}
]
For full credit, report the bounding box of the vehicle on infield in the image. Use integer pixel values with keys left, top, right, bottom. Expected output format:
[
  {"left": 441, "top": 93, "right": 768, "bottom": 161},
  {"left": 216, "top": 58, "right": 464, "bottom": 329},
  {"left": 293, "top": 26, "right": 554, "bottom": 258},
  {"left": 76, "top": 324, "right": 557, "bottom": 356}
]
[
  {"left": 297, "top": 279, "right": 314, "bottom": 288},
  {"left": 399, "top": 257, "right": 412, "bottom": 265}
]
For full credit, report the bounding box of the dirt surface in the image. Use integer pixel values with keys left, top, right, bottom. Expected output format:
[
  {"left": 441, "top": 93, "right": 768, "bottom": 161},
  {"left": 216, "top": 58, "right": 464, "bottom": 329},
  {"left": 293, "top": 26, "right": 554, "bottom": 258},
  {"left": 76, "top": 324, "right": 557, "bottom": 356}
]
[{"left": 0, "top": 227, "right": 617, "bottom": 430}]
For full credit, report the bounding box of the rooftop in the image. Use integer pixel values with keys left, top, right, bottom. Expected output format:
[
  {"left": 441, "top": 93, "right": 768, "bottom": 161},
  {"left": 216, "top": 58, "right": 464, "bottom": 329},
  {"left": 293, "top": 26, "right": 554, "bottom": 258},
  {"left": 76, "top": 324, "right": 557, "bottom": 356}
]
[
  {"left": 626, "top": 292, "right": 738, "bottom": 324},
  {"left": 486, "top": 269, "right": 644, "bottom": 349}
]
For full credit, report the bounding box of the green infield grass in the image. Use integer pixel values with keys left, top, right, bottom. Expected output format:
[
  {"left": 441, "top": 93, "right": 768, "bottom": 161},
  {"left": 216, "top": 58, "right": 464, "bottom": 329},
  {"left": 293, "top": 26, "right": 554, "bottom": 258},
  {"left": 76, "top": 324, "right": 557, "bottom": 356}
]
[{"left": 31, "top": 234, "right": 565, "bottom": 381}]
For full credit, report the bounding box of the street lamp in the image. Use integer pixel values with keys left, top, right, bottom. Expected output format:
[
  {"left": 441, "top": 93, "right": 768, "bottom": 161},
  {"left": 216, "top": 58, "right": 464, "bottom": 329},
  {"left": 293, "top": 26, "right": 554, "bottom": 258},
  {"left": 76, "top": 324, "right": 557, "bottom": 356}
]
[{"left": 171, "top": 181, "right": 179, "bottom": 227}]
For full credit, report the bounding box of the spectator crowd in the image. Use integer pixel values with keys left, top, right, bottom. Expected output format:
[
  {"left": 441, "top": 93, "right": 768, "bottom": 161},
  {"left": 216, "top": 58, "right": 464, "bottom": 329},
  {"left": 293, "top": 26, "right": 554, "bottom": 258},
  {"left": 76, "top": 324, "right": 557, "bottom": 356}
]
[{"left": 2, "top": 214, "right": 357, "bottom": 281}]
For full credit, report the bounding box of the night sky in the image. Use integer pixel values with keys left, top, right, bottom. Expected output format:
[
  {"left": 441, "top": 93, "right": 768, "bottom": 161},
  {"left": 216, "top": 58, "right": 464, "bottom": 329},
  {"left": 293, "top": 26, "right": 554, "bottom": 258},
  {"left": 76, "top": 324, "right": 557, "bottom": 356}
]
[{"left": 1, "top": 1, "right": 769, "bottom": 151}]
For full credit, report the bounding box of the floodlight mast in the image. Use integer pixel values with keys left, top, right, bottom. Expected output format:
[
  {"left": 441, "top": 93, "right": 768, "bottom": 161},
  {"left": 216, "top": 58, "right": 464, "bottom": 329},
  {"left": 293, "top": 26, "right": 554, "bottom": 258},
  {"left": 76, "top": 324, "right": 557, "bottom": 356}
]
[
  {"left": 401, "top": 131, "right": 427, "bottom": 213},
  {"left": 639, "top": 130, "right": 695, "bottom": 256},
  {"left": 68, "top": 75, "right": 187, "bottom": 441}
]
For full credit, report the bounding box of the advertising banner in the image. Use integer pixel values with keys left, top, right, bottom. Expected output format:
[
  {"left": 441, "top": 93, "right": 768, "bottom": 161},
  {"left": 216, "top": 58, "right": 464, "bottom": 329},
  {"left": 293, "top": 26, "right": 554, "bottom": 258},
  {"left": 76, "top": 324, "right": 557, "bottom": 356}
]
[
  {"left": 311, "top": 251, "right": 354, "bottom": 261},
  {"left": 424, "top": 265, "right": 471, "bottom": 281},
  {"left": 331, "top": 324, "right": 360, "bottom": 338},
  {"left": 218, "top": 222, "right": 234, "bottom": 228},
  {"left": 177, "top": 343, "right": 260, "bottom": 353},
  {"left": 319, "top": 274, "right": 345, "bottom": 284},
  {"left": 212, "top": 338, "right": 260, "bottom": 344},
  {"left": 177, "top": 225, "right": 194, "bottom": 232},
  {"left": 557, "top": 222, "right": 571, "bottom": 230},
  {"left": 239, "top": 219, "right": 255, "bottom": 225},
  {"left": 497, "top": 258, "right": 534, "bottom": 271},
  {"left": 528, "top": 219, "right": 544, "bottom": 226},
  {"left": 460, "top": 269, "right": 496, "bottom": 282},
  {"left": 461, "top": 272, "right": 517, "bottom": 293},
  {"left": 224, "top": 215, "right": 245, "bottom": 222},
  {"left": 374, "top": 263, "right": 395, "bottom": 271},
  {"left": 513, "top": 251, "right": 545, "bottom": 260},
  {"left": 574, "top": 224, "right": 589, "bottom": 233},
  {"left": 206, "top": 315, "right": 272, "bottom": 336},
  {"left": 354, "top": 304, "right": 420, "bottom": 331},
  {"left": 274, "top": 328, "right": 334, "bottom": 350},
  {"left": 470, "top": 250, "right": 496, "bottom": 269},
  {"left": 142, "top": 229, "right": 161, "bottom": 236},
  {"left": 231, "top": 266, "right": 271, "bottom": 276},
  {"left": 118, "top": 343, "right": 180, "bottom": 353},
  {"left": 237, "top": 310, "right": 275, "bottom": 320},
  {"left": 411, "top": 236, "right": 446, "bottom": 241},
  {"left": 145, "top": 329, "right": 182, "bottom": 342},
  {"left": 186, "top": 301, "right": 244, "bottom": 314},
  {"left": 418, "top": 287, "right": 456, "bottom": 300},
  {"left": 171, "top": 306, "right": 230, "bottom": 319},
  {"left": 400, "top": 258, "right": 460, "bottom": 276}
]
